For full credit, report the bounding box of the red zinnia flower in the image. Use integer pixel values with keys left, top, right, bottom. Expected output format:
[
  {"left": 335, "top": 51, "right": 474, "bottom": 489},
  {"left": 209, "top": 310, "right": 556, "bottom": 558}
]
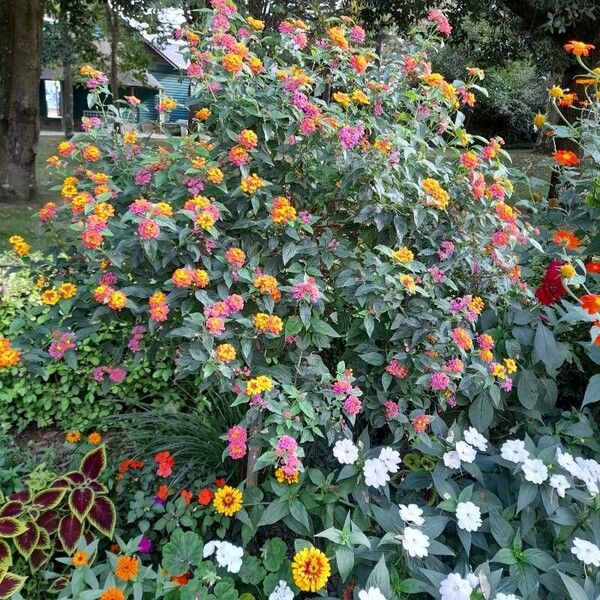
[
  {"left": 180, "top": 490, "right": 192, "bottom": 504},
  {"left": 586, "top": 261, "right": 600, "bottom": 274},
  {"left": 581, "top": 294, "right": 600, "bottom": 315},
  {"left": 197, "top": 488, "right": 215, "bottom": 506},
  {"left": 535, "top": 260, "right": 567, "bottom": 306}
]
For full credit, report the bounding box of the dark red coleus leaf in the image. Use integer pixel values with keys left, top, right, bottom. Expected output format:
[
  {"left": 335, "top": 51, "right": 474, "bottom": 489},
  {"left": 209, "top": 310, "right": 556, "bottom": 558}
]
[
  {"left": 80, "top": 445, "right": 107, "bottom": 481},
  {"left": 14, "top": 522, "right": 40, "bottom": 560},
  {"left": 0, "top": 540, "right": 10, "bottom": 565},
  {"left": 49, "top": 577, "right": 68, "bottom": 592},
  {"left": 69, "top": 488, "right": 95, "bottom": 520},
  {"left": 0, "top": 518, "right": 26, "bottom": 538},
  {"left": 58, "top": 515, "right": 83, "bottom": 553},
  {"left": 0, "top": 502, "right": 23, "bottom": 518},
  {"left": 36, "top": 527, "right": 51, "bottom": 550},
  {"left": 36, "top": 511, "right": 59, "bottom": 534},
  {"left": 88, "top": 481, "right": 107, "bottom": 494},
  {"left": 8, "top": 491, "right": 29, "bottom": 503},
  {"left": 0, "top": 572, "right": 26, "bottom": 599},
  {"left": 28, "top": 549, "right": 50, "bottom": 572},
  {"left": 65, "top": 472, "right": 86, "bottom": 486},
  {"left": 33, "top": 488, "right": 66, "bottom": 511},
  {"left": 87, "top": 497, "right": 116, "bottom": 538},
  {"left": 51, "top": 477, "right": 71, "bottom": 489}
]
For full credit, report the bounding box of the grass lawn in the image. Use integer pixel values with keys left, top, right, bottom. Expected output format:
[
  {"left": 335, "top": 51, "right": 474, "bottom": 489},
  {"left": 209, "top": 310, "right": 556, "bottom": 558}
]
[
  {"left": 0, "top": 134, "right": 62, "bottom": 252},
  {"left": 0, "top": 136, "right": 552, "bottom": 253}
]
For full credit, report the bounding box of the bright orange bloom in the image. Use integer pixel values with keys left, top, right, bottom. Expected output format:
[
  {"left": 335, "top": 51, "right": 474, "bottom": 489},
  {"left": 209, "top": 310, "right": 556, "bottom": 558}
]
[
  {"left": 586, "top": 261, "right": 600, "bottom": 274},
  {"left": 100, "top": 589, "right": 125, "bottom": 600},
  {"left": 65, "top": 431, "right": 81, "bottom": 443},
  {"left": 552, "top": 229, "right": 580, "bottom": 250},
  {"left": 115, "top": 555, "right": 139, "bottom": 581},
  {"left": 581, "top": 294, "right": 600, "bottom": 315},
  {"left": 198, "top": 487, "right": 215, "bottom": 505},
  {"left": 72, "top": 550, "right": 89, "bottom": 567},
  {"left": 553, "top": 150, "right": 580, "bottom": 167},
  {"left": 87, "top": 432, "right": 102, "bottom": 444},
  {"left": 564, "top": 41, "right": 595, "bottom": 57}
]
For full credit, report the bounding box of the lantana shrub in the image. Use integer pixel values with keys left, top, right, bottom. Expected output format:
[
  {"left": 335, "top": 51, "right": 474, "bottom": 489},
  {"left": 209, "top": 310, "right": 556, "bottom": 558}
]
[{"left": 2, "top": 2, "right": 600, "bottom": 599}]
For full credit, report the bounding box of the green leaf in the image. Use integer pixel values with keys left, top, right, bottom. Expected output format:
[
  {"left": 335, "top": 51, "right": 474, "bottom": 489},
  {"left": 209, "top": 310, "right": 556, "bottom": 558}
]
[
  {"left": 359, "top": 351, "right": 384, "bottom": 366},
  {"left": 257, "top": 500, "right": 287, "bottom": 527},
  {"left": 517, "top": 370, "right": 539, "bottom": 410},
  {"left": 309, "top": 318, "right": 340, "bottom": 337},
  {"left": 521, "top": 548, "right": 555, "bottom": 570},
  {"left": 582, "top": 374, "right": 600, "bottom": 407},
  {"left": 491, "top": 548, "right": 518, "bottom": 565},
  {"left": 488, "top": 508, "right": 513, "bottom": 548},
  {"left": 516, "top": 482, "right": 538, "bottom": 513},
  {"left": 161, "top": 529, "right": 203, "bottom": 576},
  {"left": 557, "top": 572, "right": 588, "bottom": 600},
  {"left": 365, "top": 555, "right": 392, "bottom": 597},
  {"left": 533, "top": 323, "right": 564, "bottom": 370},
  {"left": 261, "top": 538, "right": 287, "bottom": 572},
  {"left": 335, "top": 546, "right": 354, "bottom": 582},
  {"left": 469, "top": 395, "right": 493, "bottom": 431}
]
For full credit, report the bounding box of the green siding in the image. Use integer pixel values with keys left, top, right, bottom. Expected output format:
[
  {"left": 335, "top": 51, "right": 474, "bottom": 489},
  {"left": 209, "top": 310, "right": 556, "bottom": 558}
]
[{"left": 153, "top": 73, "right": 189, "bottom": 122}]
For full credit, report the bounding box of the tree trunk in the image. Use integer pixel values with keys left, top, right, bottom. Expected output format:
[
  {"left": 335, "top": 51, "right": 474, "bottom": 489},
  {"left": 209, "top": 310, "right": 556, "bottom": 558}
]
[
  {"left": 0, "top": 0, "right": 44, "bottom": 203},
  {"left": 60, "top": 0, "right": 74, "bottom": 138},
  {"left": 106, "top": 3, "right": 120, "bottom": 103}
]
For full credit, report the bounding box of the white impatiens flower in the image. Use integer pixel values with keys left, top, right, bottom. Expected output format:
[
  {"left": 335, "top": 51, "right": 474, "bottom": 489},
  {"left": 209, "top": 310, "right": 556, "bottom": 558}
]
[
  {"left": 401, "top": 526, "right": 430, "bottom": 558},
  {"left": 575, "top": 457, "right": 600, "bottom": 495},
  {"left": 203, "top": 540, "right": 243, "bottom": 573},
  {"left": 549, "top": 474, "right": 570, "bottom": 498},
  {"left": 521, "top": 458, "right": 548, "bottom": 484},
  {"left": 399, "top": 503, "right": 424, "bottom": 526},
  {"left": 333, "top": 438, "right": 359, "bottom": 465},
  {"left": 455, "top": 501, "right": 482, "bottom": 532},
  {"left": 379, "top": 447, "right": 402, "bottom": 473},
  {"left": 463, "top": 427, "right": 488, "bottom": 451},
  {"left": 495, "top": 594, "right": 520, "bottom": 600},
  {"left": 500, "top": 439, "right": 528, "bottom": 464},
  {"left": 363, "top": 458, "right": 390, "bottom": 488},
  {"left": 443, "top": 450, "right": 461, "bottom": 469},
  {"left": 269, "top": 580, "right": 294, "bottom": 600},
  {"left": 358, "top": 587, "right": 386, "bottom": 600},
  {"left": 571, "top": 538, "right": 600, "bottom": 567},
  {"left": 455, "top": 441, "right": 476, "bottom": 464},
  {"left": 439, "top": 573, "right": 474, "bottom": 600},
  {"left": 556, "top": 448, "right": 580, "bottom": 477}
]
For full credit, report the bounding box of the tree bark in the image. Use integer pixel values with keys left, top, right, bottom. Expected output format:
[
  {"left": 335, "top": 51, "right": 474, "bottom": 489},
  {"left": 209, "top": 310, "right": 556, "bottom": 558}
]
[
  {"left": 60, "top": 0, "right": 74, "bottom": 138},
  {"left": 0, "top": 0, "right": 44, "bottom": 203},
  {"left": 106, "top": 3, "right": 120, "bottom": 103}
]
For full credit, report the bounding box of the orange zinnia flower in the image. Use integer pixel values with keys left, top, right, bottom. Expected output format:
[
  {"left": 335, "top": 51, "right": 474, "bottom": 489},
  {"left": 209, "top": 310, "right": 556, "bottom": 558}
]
[
  {"left": 552, "top": 229, "right": 580, "bottom": 250},
  {"left": 581, "top": 294, "right": 600, "bottom": 315},
  {"left": 564, "top": 41, "right": 595, "bottom": 57},
  {"left": 115, "top": 555, "right": 139, "bottom": 581},
  {"left": 553, "top": 150, "right": 580, "bottom": 167}
]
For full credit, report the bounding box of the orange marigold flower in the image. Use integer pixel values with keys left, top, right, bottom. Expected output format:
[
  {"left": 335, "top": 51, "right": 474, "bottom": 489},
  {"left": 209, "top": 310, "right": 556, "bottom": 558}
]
[
  {"left": 72, "top": 550, "right": 89, "bottom": 567},
  {"left": 552, "top": 229, "right": 580, "bottom": 250},
  {"left": 88, "top": 432, "right": 102, "bottom": 444},
  {"left": 100, "top": 588, "right": 125, "bottom": 600},
  {"left": 65, "top": 430, "right": 81, "bottom": 443},
  {"left": 581, "top": 294, "right": 600, "bottom": 315},
  {"left": 115, "top": 555, "right": 139, "bottom": 581},
  {"left": 564, "top": 40, "right": 595, "bottom": 57},
  {"left": 553, "top": 150, "right": 580, "bottom": 167}
]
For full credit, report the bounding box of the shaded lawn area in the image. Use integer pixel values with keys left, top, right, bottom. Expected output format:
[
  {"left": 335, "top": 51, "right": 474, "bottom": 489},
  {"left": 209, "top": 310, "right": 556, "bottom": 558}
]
[
  {"left": 0, "top": 134, "right": 61, "bottom": 252},
  {"left": 0, "top": 137, "right": 552, "bottom": 253}
]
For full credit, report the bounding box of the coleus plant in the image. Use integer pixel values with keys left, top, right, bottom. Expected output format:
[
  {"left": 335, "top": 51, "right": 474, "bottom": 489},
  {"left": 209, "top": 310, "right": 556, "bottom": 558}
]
[{"left": 0, "top": 445, "right": 115, "bottom": 598}]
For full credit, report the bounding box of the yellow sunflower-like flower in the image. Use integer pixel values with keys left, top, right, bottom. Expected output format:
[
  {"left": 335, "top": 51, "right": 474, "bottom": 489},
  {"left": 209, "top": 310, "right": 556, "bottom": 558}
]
[
  {"left": 213, "top": 485, "right": 243, "bottom": 517},
  {"left": 291, "top": 546, "right": 331, "bottom": 592}
]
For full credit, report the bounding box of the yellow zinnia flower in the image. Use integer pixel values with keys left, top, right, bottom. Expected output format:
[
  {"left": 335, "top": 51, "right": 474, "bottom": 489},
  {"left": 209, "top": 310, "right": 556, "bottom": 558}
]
[
  {"left": 213, "top": 485, "right": 243, "bottom": 517},
  {"left": 291, "top": 546, "right": 330, "bottom": 592}
]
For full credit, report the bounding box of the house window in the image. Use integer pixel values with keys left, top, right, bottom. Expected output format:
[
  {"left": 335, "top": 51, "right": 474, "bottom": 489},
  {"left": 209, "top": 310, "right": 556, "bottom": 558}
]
[{"left": 44, "top": 80, "right": 62, "bottom": 118}]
